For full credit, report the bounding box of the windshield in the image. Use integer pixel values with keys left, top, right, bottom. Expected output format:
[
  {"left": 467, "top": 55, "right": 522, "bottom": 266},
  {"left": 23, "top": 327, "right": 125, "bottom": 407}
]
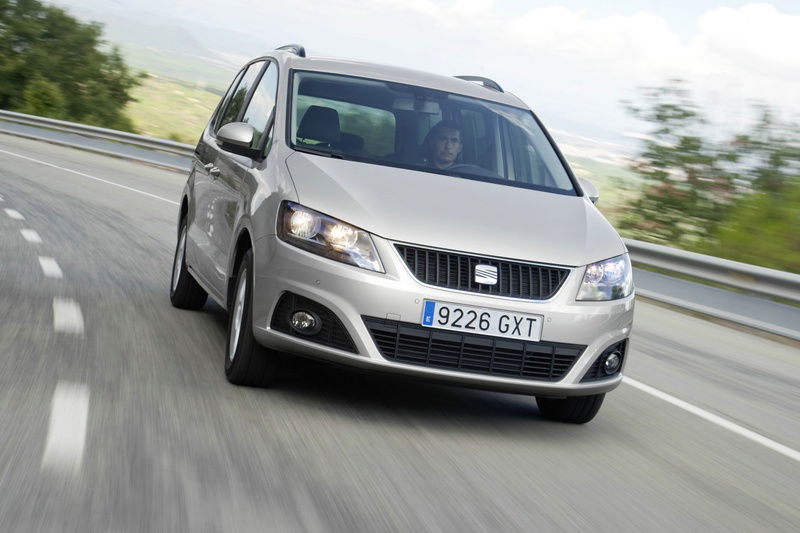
[{"left": 289, "top": 70, "right": 577, "bottom": 195}]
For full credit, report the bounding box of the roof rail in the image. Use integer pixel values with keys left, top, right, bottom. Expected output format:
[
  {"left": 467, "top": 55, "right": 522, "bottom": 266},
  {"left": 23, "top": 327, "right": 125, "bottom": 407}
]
[
  {"left": 276, "top": 44, "right": 306, "bottom": 57},
  {"left": 454, "top": 75, "right": 503, "bottom": 93}
]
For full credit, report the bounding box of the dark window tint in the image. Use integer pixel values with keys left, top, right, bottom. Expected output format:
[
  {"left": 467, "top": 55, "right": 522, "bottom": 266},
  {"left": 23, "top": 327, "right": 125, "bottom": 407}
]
[
  {"left": 217, "top": 61, "right": 264, "bottom": 131},
  {"left": 241, "top": 63, "right": 278, "bottom": 150}
]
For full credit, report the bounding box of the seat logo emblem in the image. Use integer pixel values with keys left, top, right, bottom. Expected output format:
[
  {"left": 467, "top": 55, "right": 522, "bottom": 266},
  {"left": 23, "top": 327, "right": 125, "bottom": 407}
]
[{"left": 474, "top": 264, "right": 498, "bottom": 285}]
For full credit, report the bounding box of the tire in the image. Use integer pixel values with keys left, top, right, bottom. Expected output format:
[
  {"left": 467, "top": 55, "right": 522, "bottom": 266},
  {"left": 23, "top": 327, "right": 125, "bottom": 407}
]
[
  {"left": 170, "top": 219, "right": 208, "bottom": 310},
  {"left": 536, "top": 393, "right": 605, "bottom": 424},
  {"left": 225, "top": 249, "right": 279, "bottom": 387}
]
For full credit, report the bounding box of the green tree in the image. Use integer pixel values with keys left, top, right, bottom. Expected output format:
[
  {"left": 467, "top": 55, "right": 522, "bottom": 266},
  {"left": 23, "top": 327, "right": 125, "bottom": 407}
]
[
  {"left": 619, "top": 80, "right": 800, "bottom": 272},
  {"left": 19, "top": 76, "right": 66, "bottom": 119},
  {"left": 709, "top": 178, "right": 800, "bottom": 273},
  {"left": 0, "top": 0, "right": 139, "bottom": 131},
  {"left": 731, "top": 107, "right": 800, "bottom": 196},
  {"left": 617, "top": 80, "right": 738, "bottom": 248}
]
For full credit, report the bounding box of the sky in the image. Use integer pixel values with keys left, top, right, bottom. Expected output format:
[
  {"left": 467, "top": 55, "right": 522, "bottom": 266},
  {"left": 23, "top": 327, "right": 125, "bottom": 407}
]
[{"left": 53, "top": 0, "right": 800, "bottom": 163}]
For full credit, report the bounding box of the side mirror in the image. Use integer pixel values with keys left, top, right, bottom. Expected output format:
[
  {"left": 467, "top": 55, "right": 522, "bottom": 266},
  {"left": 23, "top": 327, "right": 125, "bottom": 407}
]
[
  {"left": 579, "top": 178, "right": 599, "bottom": 204},
  {"left": 216, "top": 122, "right": 258, "bottom": 158}
]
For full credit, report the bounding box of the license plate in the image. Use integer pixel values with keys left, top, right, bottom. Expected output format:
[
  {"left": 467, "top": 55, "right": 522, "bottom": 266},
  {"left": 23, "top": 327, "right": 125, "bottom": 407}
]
[{"left": 420, "top": 300, "right": 543, "bottom": 341}]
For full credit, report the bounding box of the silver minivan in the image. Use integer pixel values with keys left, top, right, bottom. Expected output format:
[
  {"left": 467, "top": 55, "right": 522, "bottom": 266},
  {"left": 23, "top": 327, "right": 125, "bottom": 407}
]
[{"left": 170, "top": 45, "right": 634, "bottom": 423}]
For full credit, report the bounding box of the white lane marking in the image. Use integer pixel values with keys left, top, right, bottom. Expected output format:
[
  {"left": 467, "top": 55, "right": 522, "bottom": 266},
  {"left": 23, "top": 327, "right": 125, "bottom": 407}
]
[
  {"left": 20, "top": 228, "right": 43, "bottom": 243},
  {"left": 38, "top": 256, "right": 64, "bottom": 279},
  {"left": 40, "top": 382, "right": 90, "bottom": 473},
  {"left": 624, "top": 377, "right": 800, "bottom": 464},
  {"left": 52, "top": 298, "right": 84, "bottom": 334},
  {"left": 4, "top": 208, "right": 24, "bottom": 220},
  {"left": 0, "top": 147, "right": 179, "bottom": 206}
]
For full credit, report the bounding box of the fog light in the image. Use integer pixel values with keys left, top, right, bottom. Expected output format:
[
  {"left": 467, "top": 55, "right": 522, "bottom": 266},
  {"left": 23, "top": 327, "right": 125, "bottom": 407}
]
[
  {"left": 602, "top": 351, "right": 622, "bottom": 375},
  {"left": 290, "top": 310, "right": 321, "bottom": 335}
]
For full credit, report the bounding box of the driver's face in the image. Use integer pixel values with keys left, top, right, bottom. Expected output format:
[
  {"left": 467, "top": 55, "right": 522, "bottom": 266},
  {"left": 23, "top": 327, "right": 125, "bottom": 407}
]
[{"left": 431, "top": 127, "right": 462, "bottom": 168}]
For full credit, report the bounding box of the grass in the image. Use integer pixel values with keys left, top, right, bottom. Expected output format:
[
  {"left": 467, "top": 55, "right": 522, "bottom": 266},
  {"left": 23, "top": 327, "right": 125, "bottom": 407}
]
[
  {"left": 125, "top": 74, "right": 222, "bottom": 145},
  {"left": 121, "top": 44, "right": 236, "bottom": 91}
]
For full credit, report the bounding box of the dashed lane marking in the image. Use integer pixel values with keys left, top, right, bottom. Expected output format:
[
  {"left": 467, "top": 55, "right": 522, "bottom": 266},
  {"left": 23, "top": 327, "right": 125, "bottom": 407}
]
[
  {"left": 624, "top": 376, "right": 800, "bottom": 464},
  {"left": 38, "top": 256, "right": 64, "bottom": 279},
  {"left": 40, "top": 381, "right": 90, "bottom": 474},
  {"left": 0, "top": 148, "right": 179, "bottom": 206},
  {"left": 20, "top": 228, "right": 42, "bottom": 243},
  {"left": 4, "top": 208, "right": 24, "bottom": 220},
  {"left": 52, "top": 298, "right": 84, "bottom": 334}
]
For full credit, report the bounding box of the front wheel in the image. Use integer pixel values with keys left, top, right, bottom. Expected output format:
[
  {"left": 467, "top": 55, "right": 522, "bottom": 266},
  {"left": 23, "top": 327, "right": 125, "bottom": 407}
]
[
  {"left": 535, "top": 394, "right": 605, "bottom": 424},
  {"left": 225, "top": 249, "right": 279, "bottom": 387}
]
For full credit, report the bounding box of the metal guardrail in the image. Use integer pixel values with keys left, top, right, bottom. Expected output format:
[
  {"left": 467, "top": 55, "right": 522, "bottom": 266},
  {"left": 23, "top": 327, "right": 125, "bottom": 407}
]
[
  {"left": 625, "top": 239, "right": 800, "bottom": 305},
  {"left": 0, "top": 109, "right": 194, "bottom": 158},
  {"left": 2, "top": 109, "right": 799, "bottom": 307}
]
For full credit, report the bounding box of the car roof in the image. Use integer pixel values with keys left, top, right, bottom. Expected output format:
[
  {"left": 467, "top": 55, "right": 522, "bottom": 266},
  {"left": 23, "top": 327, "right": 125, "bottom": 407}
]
[{"left": 268, "top": 50, "right": 529, "bottom": 110}]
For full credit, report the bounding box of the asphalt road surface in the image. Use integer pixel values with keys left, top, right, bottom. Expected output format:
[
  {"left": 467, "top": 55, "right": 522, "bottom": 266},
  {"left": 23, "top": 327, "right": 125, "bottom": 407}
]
[{"left": 1, "top": 133, "right": 799, "bottom": 532}]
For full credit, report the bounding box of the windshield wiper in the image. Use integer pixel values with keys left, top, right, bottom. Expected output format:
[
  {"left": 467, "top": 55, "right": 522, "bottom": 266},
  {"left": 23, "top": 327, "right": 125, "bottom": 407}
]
[{"left": 293, "top": 145, "right": 347, "bottom": 160}]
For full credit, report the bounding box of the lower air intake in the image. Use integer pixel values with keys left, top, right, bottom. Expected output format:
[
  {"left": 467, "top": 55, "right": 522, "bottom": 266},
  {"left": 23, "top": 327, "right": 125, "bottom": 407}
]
[{"left": 363, "top": 317, "right": 585, "bottom": 381}]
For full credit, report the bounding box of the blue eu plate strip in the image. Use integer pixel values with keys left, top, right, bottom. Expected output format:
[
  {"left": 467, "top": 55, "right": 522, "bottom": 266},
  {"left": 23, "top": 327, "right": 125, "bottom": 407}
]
[{"left": 422, "top": 300, "right": 436, "bottom": 326}]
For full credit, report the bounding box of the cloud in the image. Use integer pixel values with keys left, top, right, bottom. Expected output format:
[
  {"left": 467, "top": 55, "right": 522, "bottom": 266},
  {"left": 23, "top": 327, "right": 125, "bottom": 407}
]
[{"left": 694, "top": 3, "right": 800, "bottom": 75}]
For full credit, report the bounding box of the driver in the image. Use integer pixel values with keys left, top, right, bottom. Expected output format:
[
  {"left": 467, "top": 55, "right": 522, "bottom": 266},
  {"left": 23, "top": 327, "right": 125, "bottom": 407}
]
[{"left": 424, "top": 120, "right": 462, "bottom": 169}]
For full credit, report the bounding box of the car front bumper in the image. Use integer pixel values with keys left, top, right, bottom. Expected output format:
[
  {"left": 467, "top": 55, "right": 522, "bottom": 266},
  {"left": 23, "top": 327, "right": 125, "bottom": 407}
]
[{"left": 251, "top": 234, "right": 634, "bottom": 396}]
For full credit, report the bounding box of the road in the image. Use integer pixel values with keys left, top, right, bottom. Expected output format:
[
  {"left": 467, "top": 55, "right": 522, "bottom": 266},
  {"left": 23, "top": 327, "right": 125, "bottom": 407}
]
[{"left": 1, "top": 133, "right": 799, "bottom": 532}]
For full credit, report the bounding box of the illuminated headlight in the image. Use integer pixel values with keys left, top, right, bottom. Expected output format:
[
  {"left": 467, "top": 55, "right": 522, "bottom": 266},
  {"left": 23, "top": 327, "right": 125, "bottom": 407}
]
[
  {"left": 577, "top": 253, "right": 633, "bottom": 301},
  {"left": 278, "top": 201, "right": 384, "bottom": 272},
  {"left": 289, "top": 210, "right": 320, "bottom": 238}
]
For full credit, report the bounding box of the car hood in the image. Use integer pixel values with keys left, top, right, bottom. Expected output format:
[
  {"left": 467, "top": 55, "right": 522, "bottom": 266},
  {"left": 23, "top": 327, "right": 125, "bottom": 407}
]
[{"left": 285, "top": 152, "right": 625, "bottom": 266}]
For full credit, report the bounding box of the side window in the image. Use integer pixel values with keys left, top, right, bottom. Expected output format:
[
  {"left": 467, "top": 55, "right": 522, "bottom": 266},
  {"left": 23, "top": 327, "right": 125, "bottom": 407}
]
[
  {"left": 216, "top": 61, "right": 265, "bottom": 132},
  {"left": 457, "top": 108, "right": 496, "bottom": 172},
  {"left": 241, "top": 62, "right": 278, "bottom": 150},
  {"left": 506, "top": 121, "right": 549, "bottom": 186},
  {"left": 214, "top": 69, "right": 245, "bottom": 130}
]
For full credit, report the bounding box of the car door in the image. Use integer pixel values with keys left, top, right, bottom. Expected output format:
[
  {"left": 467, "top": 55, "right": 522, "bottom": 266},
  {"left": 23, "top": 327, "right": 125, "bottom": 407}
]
[
  {"left": 212, "top": 60, "right": 280, "bottom": 295},
  {"left": 186, "top": 67, "right": 246, "bottom": 292},
  {"left": 192, "top": 60, "right": 266, "bottom": 298}
]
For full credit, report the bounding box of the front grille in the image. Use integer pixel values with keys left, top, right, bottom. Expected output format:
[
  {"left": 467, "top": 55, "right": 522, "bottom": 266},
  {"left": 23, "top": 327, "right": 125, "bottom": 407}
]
[
  {"left": 581, "top": 340, "right": 627, "bottom": 382},
  {"left": 270, "top": 292, "right": 357, "bottom": 353},
  {"left": 364, "top": 317, "right": 585, "bottom": 381},
  {"left": 395, "top": 244, "right": 570, "bottom": 300}
]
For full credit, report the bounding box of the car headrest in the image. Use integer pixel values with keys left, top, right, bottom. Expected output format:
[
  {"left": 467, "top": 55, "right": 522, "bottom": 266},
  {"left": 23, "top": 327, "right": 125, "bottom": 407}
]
[{"left": 297, "top": 105, "right": 340, "bottom": 145}]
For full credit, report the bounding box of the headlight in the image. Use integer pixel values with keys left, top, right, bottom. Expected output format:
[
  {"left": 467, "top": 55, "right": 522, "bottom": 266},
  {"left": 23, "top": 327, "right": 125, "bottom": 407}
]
[
  {"left": 278, "top": 201, "right": 384, "bottom": 272},
  {"left": 577, "top": 253, "right": 633, "bottom": 301}
]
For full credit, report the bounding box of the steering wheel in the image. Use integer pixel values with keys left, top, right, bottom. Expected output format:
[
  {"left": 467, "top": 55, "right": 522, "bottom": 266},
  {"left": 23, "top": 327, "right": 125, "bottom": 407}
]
[
  {"left": 445, "top": 163, "right": 502, "bottom": 180},
  {"left": 446, "top": 163, "right": 475, "bottom": 171}
]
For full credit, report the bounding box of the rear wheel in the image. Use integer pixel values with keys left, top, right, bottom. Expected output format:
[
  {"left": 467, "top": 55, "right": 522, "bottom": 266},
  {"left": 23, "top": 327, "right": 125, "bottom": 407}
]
[
  {"left": 170, "top": 219, "right": 207, "bottom": 309},
  {"left": 536, "top": 394, "right": 605, "bottom": 424},
  {"left": 225, "top": 249, "right": 279, "bottom": 387}
]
